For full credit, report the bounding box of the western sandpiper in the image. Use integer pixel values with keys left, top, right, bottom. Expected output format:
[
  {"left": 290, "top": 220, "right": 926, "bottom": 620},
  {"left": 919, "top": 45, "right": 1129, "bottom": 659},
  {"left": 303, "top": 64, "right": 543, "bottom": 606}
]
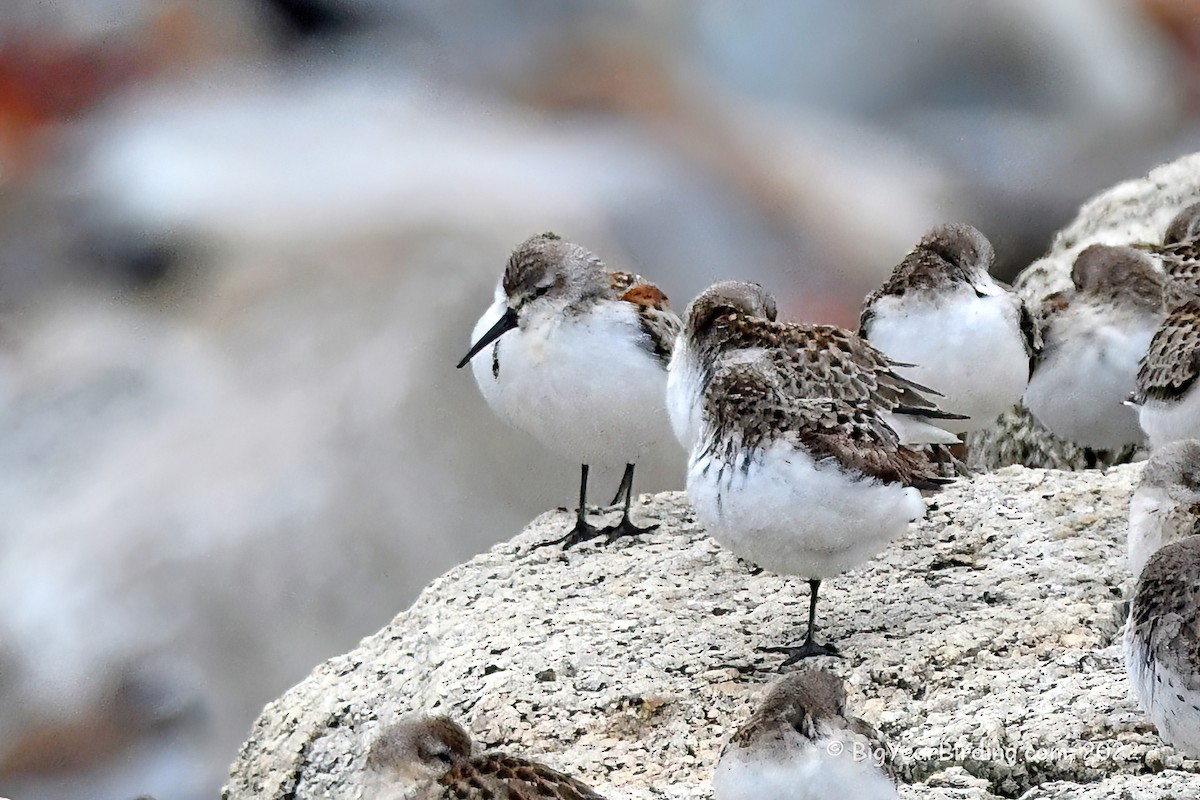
[
  {"left": 1133, "top": 290, "right": 1200, "bottom": 450},
  {"left": 1134, "top": 201, "right": 1200, "bottom": 295},
  {"left": 458, "top": 233, "right": 681, "bottom": 549},
  {"left": 860, "top": 223, "right": 1033, "bottom": 436},
  {"left": 669, "top": 281, "right": 954, "bottom": 663},
  {"left": 1024, "top": 244, "right": 1163, "bottom": 453},
  {"left": 366, "top": 715, "right": 605, "bottom": 799},
  {"left": 1128, "top": 439, "right": 1200, "bottom": 578},
  {"left": 713, "top": 668, "right": 898, "bottom": 800},
  {"left": 1124, "top": 535, "right": 1200, "bottom": 757}
]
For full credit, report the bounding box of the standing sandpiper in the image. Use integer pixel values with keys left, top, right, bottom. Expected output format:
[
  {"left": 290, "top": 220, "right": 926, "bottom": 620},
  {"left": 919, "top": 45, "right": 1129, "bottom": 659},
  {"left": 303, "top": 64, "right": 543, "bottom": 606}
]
[
  {"left": 458, "top": 233, "right": 681, "bottom": 549},
  {"left": 365, "top": 715, "right": 605, "bottom": 799},
  {"left": 669, "top": 281, "right": 954, "bottom": 664},
  {"left": 713, "top": 668, "right": 899, "bottom": 800},
  {"left": 1024, "top": 244, "right": 1164, "bottom": 453},
  {"left": 860, "top": 223, "right": 1034, "bottom": 437},
  {"left": 1124, "top": 535, "right": 1200, "bottom": 757}
]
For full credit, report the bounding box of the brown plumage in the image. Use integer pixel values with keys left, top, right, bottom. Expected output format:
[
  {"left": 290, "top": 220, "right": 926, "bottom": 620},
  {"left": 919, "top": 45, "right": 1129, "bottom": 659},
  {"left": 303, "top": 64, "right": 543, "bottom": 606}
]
[
  {"left": 689, "top": 285, "right": 954, "bottom": 490},
  {"left": 368, "top": 715, "right": 605, "bottom": 800},
  {"left": 1135, "top": 299, "right": 1200, "bottom": 403}
]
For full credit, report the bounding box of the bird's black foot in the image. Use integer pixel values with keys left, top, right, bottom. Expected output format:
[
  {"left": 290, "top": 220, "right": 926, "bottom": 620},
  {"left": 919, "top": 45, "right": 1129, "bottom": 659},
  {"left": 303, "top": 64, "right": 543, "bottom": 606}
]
[
  {"left": 598, "top": 517, "right": 658, "bottom": 545},
  {"left": 760, "top": 639, "right": 840, "bottom": 667},
  {"left": 533, "top": 518, "right": 604, "bottom": 551}
]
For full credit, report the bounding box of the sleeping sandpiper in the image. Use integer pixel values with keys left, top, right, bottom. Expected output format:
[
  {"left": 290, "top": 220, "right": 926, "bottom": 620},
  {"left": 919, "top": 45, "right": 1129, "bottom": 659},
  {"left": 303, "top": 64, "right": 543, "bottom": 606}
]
[
  {"left": 366, "top": 714, "right": 605, "bottom": 799},
  {"left": 458, "top": 233, "right": 681, "bottom": 549},
  {"left": 1024, "top": 244, "right": 1163, "bottom": 453},
  {"left": 860, "top": 223, "right": 1034, "bottom": 436},
  {"left": 669, "top": 281, "right": 954, "bottom": 664},
  {"left": 713, "top": 668, "right": 899, "bottom": 800}
]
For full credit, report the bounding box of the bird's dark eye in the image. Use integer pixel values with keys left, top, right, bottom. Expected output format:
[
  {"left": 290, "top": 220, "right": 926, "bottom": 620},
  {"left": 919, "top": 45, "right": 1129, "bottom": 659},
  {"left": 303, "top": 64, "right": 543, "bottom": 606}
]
[
  {"left": 533, "top": 286, "right": 551, "bottom": 299},
  {"left": 434, "top": 751, "right": 454, "bottom": 764}
]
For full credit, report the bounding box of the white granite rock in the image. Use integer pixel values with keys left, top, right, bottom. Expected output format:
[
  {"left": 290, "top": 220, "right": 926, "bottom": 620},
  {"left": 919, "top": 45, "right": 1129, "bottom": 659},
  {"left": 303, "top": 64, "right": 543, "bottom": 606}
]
[{"left": 224, "top": 464, "right": 1200, "bottom": 799}]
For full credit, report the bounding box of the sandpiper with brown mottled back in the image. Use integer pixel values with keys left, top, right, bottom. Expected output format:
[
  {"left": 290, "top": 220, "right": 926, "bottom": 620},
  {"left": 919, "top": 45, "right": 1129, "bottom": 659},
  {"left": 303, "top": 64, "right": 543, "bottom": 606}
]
[
  {"left": 667, "top": 281, "right": 957, "bottom": 664},
  {"left": 457, "top": 233, "right": 681, "bottom": 549},
  {"left": 365, "top": 715, "right": 605, "bottom": 799}
]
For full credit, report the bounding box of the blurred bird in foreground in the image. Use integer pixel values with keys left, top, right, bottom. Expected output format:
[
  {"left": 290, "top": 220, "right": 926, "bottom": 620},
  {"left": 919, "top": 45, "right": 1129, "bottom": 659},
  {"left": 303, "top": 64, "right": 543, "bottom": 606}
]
[
  {"left": 713, "top": 668, "right": 898, "bottom": 800},
  {"left": 365, "top": 715, "right": 604, "bottom": 800}
]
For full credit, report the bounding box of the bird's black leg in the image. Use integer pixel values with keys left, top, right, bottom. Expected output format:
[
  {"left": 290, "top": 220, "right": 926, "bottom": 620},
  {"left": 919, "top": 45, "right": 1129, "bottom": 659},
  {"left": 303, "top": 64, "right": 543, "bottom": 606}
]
[
  {"left": 599, "top": 463, "right": 659, "bottom": 543},
  {"left": 760, "top": 579, "right": 840, "bottom": 666},
  {"left": 534, "top": 464, "right": 603, "bottom": 550}
]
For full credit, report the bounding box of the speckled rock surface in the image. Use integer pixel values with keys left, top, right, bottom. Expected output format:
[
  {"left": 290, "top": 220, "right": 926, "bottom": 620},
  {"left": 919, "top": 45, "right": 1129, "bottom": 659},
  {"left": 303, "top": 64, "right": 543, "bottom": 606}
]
[
  {"left": 224, "top": 464, "right": 1200, "bottom": 799},
  {"left": 970, "top": 152, "right": 1200, "bottom": 471}
]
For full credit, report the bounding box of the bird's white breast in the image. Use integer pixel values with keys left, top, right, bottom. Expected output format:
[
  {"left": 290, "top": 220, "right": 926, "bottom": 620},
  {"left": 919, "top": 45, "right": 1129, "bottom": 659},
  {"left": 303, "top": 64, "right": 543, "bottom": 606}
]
[
  {"left": 687, "top": 438, "right": 924, "bottom": 578},
  {"left": 1024, "top": 305, "right": 1155, "bottom": 449},
  {"left": 468, "top": 296, "right": 673, "bottom": 466},
  {"left": 1139, "top": 386, "right": 1200, "bottom": 452},
  {"left": 867, "top": 284, "right": 1028, "bottom": 434},
  {"left": 713, "top": 731, "right": 898, "bottom": 800},
  {"left": 666, "top": 335, "right": 704, "bottom": 452}
]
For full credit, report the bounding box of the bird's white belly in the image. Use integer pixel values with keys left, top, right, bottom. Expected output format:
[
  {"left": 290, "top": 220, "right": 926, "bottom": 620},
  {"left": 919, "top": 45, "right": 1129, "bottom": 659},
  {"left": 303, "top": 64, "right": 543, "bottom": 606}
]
[
  {"left": 713, "top": 735, "right": 898, "bottom": 800},
  {"left": 1139, "top": 387, "right": 1200, "bottom": 451},
  {"left": 1125, "top": 629, "right": 1200, "bottom": 757},
  {"left": 868, "top": 295, "right": 1028, "bottom": 433},
  {"left": 687, "top": 439, "right": 924, "bottom": 578},
  {"left": 1024, "top": 322, "right": 1152, "bottom": 449},
  {"left": 469, "top": 300, "right": 671, "bottom": 466}
]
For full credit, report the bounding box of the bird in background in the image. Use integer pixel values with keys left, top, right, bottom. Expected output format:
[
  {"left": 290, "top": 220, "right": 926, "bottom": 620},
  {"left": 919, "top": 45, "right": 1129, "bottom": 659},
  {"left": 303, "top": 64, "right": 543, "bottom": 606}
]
[
  {"left": 860, "top": 223, "right": 1034, "bottom": 448},
  {"left": 668, "top": 281, "right": 955, "bottom": 663},
  {"left": 1133, "top": 201, "right": 1200, "bottom": 295},
  {"left": 1024, "top": 244, "right": 1164, "bottom": 456},
  {"left": 713, "top": 668, "right": 899, "bottom": 800},
  {"left": 365, "top": 714, "right": 605, "bottom": 799},
  {"left": 457, "top": 233, "right": 681, "bottom": 550}
]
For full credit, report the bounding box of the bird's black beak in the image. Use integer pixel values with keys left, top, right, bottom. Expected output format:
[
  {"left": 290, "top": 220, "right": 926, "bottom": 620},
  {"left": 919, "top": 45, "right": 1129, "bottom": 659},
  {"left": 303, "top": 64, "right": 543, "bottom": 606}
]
[{"left": 456, "top": 307, "right": 519, "bottom": 368}]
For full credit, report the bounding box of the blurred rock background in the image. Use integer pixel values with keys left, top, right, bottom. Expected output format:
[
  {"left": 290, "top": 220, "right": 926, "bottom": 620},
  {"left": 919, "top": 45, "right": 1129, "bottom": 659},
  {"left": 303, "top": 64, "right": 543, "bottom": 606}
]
[{"left": 0, "top": 1, "right": 1198, "bottom": 798}]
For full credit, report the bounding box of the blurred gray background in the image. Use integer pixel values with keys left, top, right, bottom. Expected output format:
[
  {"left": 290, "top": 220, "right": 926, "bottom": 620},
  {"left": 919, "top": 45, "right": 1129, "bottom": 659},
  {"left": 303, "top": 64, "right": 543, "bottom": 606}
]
[{"left": 1, "top": 1, "right": 1198, "bottom": 798}]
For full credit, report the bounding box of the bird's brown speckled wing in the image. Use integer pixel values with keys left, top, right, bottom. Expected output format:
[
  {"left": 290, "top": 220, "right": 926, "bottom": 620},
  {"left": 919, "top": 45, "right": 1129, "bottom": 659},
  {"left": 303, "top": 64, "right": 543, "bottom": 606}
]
[
  {"left": 1130, "top": 537, "right": 1200, "bottom": 694},
  {"left": 701, "top": 354, "right": 946, "bottom": 490},
  {"left": 750, "top": 321, "right": 959, "bottom": 423},
  {"left": 1136, "top": 301, "right": 1200, "bottom": 403},
  {"left": 609, "top": 270, "right": 682, "bottom": 365},
  {"left": 417, "top": 755, "right": 605, "bottom": 800}
]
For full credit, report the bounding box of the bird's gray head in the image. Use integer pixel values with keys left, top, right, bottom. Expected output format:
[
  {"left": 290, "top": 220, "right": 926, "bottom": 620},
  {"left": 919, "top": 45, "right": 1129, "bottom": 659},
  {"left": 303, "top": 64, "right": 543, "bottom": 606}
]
[
  {"left": 366, "top": 715, "right": 474, "bottom": 785},
  {"left": 1139, "top": 439, "right": 1200, "bottom": 495},
  {"left": 456, "top": 233, "right": 610, "bottom": 368},
  {"left": 914, "top": 223, "right": 994, "bottom": 279},
  {"left": 730, "top": 668, "right": 849, "bottom": 748},
  {"left": 684, "top": 281, "right": 778, "bottom": 339},
  {"left": 502, "top": 233, "right": 609, "bottom": 314},
  {"left": 1070, "top": 244, "right": 1162, "bottom": 309},
  {"left": 1163, "top": 202, "right": 1200, "bottom": 246}
]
